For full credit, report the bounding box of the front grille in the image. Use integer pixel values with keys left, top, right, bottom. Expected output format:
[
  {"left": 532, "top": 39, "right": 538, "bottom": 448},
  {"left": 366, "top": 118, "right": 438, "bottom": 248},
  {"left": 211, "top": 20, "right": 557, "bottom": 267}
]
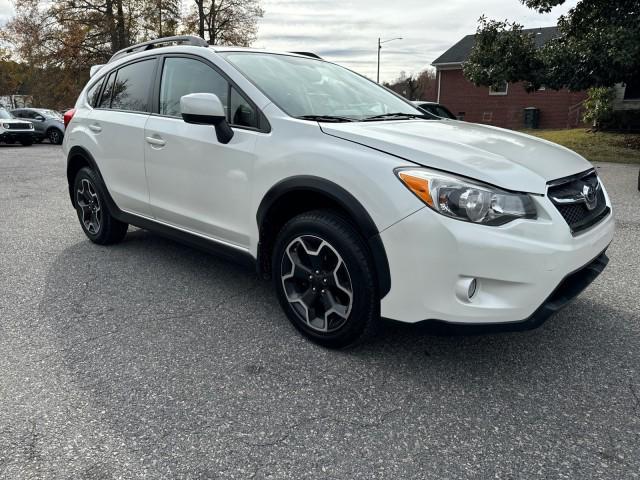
[
  {"left": 548, "top": 169, "right": 610, "bottom": 234},
  {"left": 5, "top": 122, "right": 32, "bottom": 130}
]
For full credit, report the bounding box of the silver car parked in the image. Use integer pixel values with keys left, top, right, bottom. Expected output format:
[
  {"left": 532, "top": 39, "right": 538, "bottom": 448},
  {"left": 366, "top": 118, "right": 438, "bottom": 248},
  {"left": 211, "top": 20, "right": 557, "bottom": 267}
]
[{"left": 11, "top": 108, "right": 65, "bottom": 145}]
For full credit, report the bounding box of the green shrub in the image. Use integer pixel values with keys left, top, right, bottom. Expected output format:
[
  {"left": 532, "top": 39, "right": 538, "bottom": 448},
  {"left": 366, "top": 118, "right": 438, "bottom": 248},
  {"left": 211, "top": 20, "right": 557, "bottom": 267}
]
[{"left": 583, "top": 87, "right": 616, "bottom": 129}]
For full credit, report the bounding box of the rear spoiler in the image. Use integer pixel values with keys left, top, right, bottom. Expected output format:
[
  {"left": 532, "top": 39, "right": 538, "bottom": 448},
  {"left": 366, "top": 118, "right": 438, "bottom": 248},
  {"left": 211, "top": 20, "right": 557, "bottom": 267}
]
[{"left": 89, "top": 64, "right": 104, "bottom": 77}]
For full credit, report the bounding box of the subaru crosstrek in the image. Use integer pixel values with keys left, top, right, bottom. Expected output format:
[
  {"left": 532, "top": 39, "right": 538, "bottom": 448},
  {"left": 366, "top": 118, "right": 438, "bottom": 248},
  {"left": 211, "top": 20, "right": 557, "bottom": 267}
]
[{"left": 63, "top": 36, "right": 614, "bottom": 347}]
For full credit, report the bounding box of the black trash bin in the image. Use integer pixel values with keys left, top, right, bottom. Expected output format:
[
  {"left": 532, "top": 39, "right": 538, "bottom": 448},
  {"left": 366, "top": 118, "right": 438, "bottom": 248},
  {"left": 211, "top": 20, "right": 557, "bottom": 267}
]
[{"left": 524, "top": 107, "right": 540, "bottom": 129}]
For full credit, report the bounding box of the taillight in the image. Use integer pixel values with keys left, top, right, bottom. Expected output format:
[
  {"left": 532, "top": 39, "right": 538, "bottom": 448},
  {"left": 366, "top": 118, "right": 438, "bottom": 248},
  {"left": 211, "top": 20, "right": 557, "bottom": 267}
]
[{"left": 63, "top": 108, "right": 76, "bottom": 128}]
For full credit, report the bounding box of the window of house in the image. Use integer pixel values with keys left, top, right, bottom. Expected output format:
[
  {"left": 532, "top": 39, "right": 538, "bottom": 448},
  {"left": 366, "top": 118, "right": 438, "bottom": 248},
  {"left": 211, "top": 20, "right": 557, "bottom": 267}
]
[
  {"left": 624, "top": 78, "right": 640, "bottom": 100},
  {"left": 457, "top": 112, "right": 466, "bottom": 121},
  {"left": 482, "top": 111, "right": 493, "bottom": 122},
  {"left": 489, "top": 82, "right": 508, "bottom": 95},
  {"left": 110, "top": 60, "right": 156, "bottom": 112}
]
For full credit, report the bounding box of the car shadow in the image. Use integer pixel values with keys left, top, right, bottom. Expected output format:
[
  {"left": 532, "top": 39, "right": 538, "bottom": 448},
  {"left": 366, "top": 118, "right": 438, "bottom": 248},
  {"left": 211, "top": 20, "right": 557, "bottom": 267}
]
[
  {"left": 0, "top": 142, "right": 58, "bottom": 148},
  {"left": 35, "top": 228, "right": 633, "bottom": 473},
  {"left": 38, "top": 227, "right": 628, "bottom": 367}
]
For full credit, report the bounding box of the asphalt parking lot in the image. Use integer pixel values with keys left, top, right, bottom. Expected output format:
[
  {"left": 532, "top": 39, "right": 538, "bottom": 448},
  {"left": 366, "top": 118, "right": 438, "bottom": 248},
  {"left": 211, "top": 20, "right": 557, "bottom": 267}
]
[{"left": 1, "top": 144, "right": 639, "bottom": 479}]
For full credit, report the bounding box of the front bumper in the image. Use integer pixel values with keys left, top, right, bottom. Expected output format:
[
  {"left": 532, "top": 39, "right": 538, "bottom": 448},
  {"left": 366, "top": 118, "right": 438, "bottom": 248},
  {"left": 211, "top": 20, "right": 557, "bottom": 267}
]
[
  {"left": 0, "top": 131, "right": 35, "bottom": 141},
  {"left": 379, "top": 192, "right": 614, "bottom": 325}
]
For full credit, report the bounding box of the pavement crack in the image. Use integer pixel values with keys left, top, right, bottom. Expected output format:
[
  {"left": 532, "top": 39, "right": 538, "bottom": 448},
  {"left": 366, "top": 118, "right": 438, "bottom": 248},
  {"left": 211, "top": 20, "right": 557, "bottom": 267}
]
[{"left": 630, "top": 381, "right": 640, "bottom": 417}]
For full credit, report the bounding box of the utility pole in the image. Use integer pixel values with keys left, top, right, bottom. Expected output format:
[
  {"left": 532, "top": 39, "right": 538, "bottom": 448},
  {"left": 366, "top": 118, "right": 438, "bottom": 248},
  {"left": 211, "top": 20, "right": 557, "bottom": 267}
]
[
  {"left": 377, "top": 37, "right": 403, "bottom": 84},
  {"left": 377, "top": 38, "right": 381, "bottom": 84}
]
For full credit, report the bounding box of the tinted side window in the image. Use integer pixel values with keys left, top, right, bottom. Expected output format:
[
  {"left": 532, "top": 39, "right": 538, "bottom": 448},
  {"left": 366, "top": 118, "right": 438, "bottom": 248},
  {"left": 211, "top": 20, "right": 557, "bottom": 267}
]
[
  {"left": 98, "top": 71, "right": 116, "bottom": 109},
  {"left": 230, "top": 87, "right": 258, "bottom": 128},
  {"left": 87, "top": 78, "right": 104, "bottom": 107},
  {"left": 160, "top": 57, "right": 228, "bottom": 117},
  {"left": 110, "top": 60, "right": 155, "bottom": 112}
]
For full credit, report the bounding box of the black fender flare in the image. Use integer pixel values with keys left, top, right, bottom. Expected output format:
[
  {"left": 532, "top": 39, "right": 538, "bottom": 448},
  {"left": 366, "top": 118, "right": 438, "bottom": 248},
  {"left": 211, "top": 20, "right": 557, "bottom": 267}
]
[
  {"left": 66, "top": 146, "right": 120, "bottom": 213},
  {"left": 257, "top": 175, "right": 391, "bottom": 298}
]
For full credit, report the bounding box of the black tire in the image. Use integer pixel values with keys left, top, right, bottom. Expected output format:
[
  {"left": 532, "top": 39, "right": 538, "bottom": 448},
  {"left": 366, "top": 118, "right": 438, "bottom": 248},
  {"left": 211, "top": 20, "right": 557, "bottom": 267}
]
[
  {"left": 73, "top": 167, "right": 128, "bottom": 245},
  {"left": 637, "top": 168, "right": 640, "bottom": 192},
  {"left": 47, "top": 128, "right": 63, "bottom": 145},
  {"left": 20, "top": 138, "right": 33, "bottom": 146},
  {"left": 272, "top": 210, "right": 379, "bottom": 348}
]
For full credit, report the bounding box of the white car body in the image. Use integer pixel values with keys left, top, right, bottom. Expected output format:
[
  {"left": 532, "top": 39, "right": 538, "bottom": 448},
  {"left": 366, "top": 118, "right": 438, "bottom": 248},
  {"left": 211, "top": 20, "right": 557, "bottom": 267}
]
[
  {"left": 0, "top": 112, "right": 35, "bottom": 144},
  {"left": 63, "top": 43, "right": 614, "bottom": 331}
]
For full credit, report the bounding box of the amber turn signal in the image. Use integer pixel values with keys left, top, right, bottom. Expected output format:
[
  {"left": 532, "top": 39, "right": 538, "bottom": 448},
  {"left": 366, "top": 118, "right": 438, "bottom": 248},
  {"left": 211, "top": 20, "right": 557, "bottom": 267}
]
[{"left": 398, "top": 171, "right": 434, "bottom": 207}]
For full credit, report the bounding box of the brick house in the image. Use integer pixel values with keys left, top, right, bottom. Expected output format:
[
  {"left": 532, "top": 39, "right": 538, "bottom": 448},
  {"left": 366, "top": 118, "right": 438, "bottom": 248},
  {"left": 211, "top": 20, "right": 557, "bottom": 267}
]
[{"left": 432, "top": 26, "right": 589, "bottom": 130}]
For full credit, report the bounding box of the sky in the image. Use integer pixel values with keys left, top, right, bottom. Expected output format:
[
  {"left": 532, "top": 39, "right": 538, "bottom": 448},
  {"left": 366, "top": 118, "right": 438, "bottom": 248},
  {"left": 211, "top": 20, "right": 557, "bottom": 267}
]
[{"left": 0, "top": 0, "right": 577, "bottom": 82}]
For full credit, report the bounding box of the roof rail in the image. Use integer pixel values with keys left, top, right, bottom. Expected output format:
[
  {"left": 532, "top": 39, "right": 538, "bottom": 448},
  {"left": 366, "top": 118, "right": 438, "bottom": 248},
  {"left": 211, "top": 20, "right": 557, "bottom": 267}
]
[
  {"left": 289, "top": 51, "right": 322, "bottom": 59},
  {"left": 108, "top": 35, "right": 209, "bottom": 64}
]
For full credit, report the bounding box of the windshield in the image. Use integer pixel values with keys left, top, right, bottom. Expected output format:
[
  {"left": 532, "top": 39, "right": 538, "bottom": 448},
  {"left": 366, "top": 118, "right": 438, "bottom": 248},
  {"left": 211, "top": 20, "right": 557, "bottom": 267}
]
[
  {"left": 0, "top": 108, "right": 13, "bottom": 120},
  {"left": 221, "top": 52, "right": 425, "bottom": 121}
]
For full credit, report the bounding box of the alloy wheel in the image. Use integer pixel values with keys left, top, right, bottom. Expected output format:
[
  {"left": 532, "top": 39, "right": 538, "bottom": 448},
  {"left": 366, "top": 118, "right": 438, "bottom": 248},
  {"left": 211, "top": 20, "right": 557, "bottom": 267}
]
[
  {"left": 49, "top": 130, "right": 61, "bottom": 144},
  {"left": 281, "top": 235, "right": 353, "bottom": 333},
  {"left": 76, "top": 178, "right": 102, "bottom": 235}
]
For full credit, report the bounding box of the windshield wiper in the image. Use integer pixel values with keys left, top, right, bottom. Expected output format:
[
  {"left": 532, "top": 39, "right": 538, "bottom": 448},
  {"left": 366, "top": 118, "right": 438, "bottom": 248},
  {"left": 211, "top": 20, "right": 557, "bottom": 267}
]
[
  {"left": 296, "top": 115, "right": 357, "bottom": 123},
  {"left": 361, "top": 112, "right": 427, "bottom": 121}
]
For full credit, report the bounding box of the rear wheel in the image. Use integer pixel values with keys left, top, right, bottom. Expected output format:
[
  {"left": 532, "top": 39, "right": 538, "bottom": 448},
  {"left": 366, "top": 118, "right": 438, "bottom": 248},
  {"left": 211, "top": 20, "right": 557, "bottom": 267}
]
[
  {"left": 73, "top": 167, "right": 128, "bottom": 245},
  {"left": 272, "top": 210, "right": 379, "bottom": 348},
  {"left": 47, "top": 128, "right": 63, "bottom": 145}
]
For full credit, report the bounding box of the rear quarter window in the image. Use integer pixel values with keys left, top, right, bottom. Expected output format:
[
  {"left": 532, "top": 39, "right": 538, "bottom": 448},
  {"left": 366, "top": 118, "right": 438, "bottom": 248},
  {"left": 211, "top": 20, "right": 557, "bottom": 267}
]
[
  {"left": 86, "top": 78, "right": 105, "bottom": 107},
  {"left": 110, "top": 59, "right": 156, "bottom": 113}
]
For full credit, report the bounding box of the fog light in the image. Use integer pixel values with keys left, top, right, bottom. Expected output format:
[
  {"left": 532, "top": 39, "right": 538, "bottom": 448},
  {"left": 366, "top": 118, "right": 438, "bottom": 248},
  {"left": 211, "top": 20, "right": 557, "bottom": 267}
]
[
  {"left": 455, "top": 277, "right": 478, "bottom": 302},
  {"left": 468, "top": 278, "right": 477, "bottom": 299}
]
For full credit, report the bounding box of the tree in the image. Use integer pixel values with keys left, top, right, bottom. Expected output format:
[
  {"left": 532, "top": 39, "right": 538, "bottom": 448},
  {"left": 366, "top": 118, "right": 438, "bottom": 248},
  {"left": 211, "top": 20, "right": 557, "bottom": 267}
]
[
  {"left": 385, "top": 70, "right": 437, "bottom": 101},
  {"left": 187, "top": 0, "right": 264, "bottom": 46},
  {"left": 141, "top": 0, "right": 183, "bottom": 39},
  {"left": 1, "top": 0, "right": 265, "bottom": 108},
  {"left": 464, "top": 0, "right": 640, "bottom": 91}
]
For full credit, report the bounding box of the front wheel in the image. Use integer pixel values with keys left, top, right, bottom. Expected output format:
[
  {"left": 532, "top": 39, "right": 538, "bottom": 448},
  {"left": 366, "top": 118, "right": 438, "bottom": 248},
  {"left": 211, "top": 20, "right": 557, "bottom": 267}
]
[{"left": 272, "top": 210, "right": 379, "bottom": 348}]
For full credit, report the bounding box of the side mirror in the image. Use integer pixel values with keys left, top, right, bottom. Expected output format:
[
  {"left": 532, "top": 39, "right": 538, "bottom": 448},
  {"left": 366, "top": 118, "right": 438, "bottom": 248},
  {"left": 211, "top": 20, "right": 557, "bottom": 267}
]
[
  {"left": 34, "top": 115, "right": 45, "bottom": 122},
  {"left": 180, "top": 93, "right": 234, "bottom": 144}
]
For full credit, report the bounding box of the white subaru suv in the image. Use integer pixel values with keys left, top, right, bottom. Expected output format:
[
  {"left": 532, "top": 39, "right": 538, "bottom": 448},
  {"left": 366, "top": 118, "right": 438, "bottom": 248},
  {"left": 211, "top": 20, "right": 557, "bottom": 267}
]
[{"left": 63, "top": 36, "right": 614, "bottom": 347}]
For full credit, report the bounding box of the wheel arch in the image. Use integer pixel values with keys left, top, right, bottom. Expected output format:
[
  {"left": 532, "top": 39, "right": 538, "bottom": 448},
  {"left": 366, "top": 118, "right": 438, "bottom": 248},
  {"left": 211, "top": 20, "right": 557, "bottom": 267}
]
[
  {"left": 66, "top": 146, "right": 119, "bottom": 213},
  {"left": 46, "top": 126, "right": 63, "bottom": 135},
  {"left": 256, "top": 176, "right": 391, "bottom": 298}
]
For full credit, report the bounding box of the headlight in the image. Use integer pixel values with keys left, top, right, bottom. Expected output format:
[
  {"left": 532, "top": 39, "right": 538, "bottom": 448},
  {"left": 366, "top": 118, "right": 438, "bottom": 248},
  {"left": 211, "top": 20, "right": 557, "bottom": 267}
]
[
  {"left": 1, "top": 123, "right": 10, "bottom": 129},
  {"left": 396, "top": 168, "right": 537, "bottom": 225}
]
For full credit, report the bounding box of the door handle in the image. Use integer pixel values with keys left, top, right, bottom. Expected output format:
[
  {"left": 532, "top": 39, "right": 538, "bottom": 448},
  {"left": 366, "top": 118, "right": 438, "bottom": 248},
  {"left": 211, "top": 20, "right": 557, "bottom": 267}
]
[
  {"left": 145, "top": 136, "right": 166, "bottom": 147},
  {"left": 89, "top": 124, "right": 102, "bottom": 133}
]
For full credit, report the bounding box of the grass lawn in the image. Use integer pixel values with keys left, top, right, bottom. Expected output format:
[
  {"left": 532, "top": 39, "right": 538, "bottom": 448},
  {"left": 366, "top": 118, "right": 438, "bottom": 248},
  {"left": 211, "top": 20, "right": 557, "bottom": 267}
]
[{"left": 523, "top": 129, "right": 640, "bottom": 164}]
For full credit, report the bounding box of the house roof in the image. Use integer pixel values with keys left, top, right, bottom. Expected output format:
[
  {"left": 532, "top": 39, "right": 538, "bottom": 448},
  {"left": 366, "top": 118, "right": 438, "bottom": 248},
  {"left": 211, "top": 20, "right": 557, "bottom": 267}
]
[{"left": 432, "top": 26, "right": 559, "bottom": 66}]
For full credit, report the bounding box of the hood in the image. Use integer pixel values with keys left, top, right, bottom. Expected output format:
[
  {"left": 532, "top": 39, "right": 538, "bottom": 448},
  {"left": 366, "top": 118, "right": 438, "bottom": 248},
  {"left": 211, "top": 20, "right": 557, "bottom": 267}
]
[
  {"left": 1, "top": 118, "right": 33, "bottom": 127},
  {"left": 1, "top": 118, "right": 33, "bottom": 124},
  {"left": 320, "top": 120, "right": 592, "bottom": 194}
]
